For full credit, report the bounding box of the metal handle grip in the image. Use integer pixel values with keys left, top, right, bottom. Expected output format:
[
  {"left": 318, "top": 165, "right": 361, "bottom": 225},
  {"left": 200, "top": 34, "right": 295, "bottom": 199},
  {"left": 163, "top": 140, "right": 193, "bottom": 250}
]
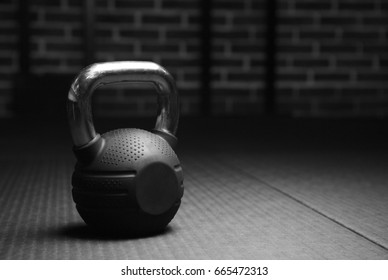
[{"left": 67, "top": 61, "right": 179, "bottom": 147}]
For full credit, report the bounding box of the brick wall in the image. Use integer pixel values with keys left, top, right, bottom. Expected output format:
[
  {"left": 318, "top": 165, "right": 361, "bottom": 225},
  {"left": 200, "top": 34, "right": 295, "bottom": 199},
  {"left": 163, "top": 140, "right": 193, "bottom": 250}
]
[
  {"left": 0, "top": 0, "right": 18, "bottom": 117},
  {"left": 30, "top": 0, "right": 84, "bottom": 74},
  {"left": 93, "top": 0, "right": 201, "bottom": 116},
  {"left": 211, "top": 0, "right": 266, "bottom": 114},
  {"left": 1, "top": 0, "right": 203, "bottom": 118},
  {"left": 0, "top": 0, "right": 388, "bottom": 118},
  {"left": 277, "top": 0, "right": 388, "bottom": 117}
]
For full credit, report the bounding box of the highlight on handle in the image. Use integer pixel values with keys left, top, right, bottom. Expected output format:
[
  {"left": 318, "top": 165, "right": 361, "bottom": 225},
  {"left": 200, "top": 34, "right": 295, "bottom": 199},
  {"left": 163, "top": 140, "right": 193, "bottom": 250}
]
[{"left": 67, "top": 61, "right": 179, "bottom": 147}]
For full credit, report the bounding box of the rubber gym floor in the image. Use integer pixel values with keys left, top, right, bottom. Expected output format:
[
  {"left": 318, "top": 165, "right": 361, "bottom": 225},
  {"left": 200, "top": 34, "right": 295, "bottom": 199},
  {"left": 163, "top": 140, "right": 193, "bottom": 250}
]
[{"left": 0, "top": 118, "right": 387, "bottom": 259}]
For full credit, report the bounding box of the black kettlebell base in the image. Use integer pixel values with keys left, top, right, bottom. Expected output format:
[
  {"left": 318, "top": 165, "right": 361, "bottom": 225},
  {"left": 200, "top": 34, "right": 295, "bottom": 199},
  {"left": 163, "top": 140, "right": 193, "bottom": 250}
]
[{"left": 76, "top": 201, "right": 181, "bottom": 236}]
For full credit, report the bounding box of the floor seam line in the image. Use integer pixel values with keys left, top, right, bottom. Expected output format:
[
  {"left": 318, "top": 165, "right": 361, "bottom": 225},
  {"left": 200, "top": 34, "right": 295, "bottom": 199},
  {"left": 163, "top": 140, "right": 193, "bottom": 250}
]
[{"left": 216, "top": 156, "right": 388, "bottom": 252}]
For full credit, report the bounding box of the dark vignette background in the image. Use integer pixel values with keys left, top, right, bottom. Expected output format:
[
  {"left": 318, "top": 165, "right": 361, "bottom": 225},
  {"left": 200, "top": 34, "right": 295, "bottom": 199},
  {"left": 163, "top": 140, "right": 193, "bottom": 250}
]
[{"left": 0, "top": 0, "right": 387, "bottom": 260}]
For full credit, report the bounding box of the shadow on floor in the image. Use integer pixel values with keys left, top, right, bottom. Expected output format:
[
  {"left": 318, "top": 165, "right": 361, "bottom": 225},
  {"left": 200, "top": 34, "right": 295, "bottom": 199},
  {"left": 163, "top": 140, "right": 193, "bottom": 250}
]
[{"left": 55, "top": 222, "right": 173, "bottom": 241}]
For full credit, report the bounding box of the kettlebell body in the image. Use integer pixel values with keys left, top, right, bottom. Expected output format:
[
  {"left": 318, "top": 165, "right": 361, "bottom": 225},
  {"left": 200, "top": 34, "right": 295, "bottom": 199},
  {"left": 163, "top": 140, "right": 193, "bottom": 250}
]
[{"left": 67, "top": 62, "right": 183, "bottom": 235}]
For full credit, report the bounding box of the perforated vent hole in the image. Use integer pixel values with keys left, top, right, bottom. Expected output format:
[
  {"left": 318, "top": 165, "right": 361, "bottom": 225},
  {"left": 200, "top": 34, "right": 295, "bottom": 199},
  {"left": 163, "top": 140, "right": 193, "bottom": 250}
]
[
  {"left": 99, "top": 129, "right": 177, "bottom": 166},
  {"left": 144, "top": 132, "right": 175, "bottom": 158},
  {"left": 100, "top": 129, "right": 146, "bottom": 166}
]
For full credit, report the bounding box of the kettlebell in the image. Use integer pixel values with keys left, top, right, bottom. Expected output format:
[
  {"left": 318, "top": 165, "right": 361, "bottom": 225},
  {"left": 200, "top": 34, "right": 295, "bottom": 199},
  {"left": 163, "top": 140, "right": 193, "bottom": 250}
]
[{"left": 67, "top": 61, "right": 183, "bottom": 235}]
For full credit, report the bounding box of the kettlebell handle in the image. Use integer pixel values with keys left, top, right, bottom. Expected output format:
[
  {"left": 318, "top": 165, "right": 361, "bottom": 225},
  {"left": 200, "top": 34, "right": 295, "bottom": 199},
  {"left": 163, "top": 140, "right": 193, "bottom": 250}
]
[{"left": 67, "top": 61, "right": 179, "bottom": 148}]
